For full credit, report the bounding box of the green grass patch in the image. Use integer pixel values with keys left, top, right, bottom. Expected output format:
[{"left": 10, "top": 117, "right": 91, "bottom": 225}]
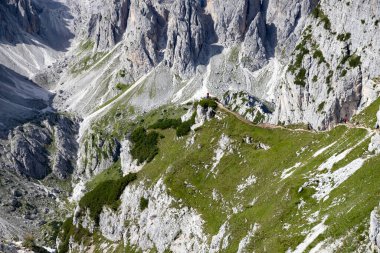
[
  {"left": 86, "top": 160, "right": 123, "bottom": 191},
  {"left": 116, "top": 83, "right": 130, "bottom": 91},
  {"left": 352, "top": 97, "right": 380, "bottom": 128},
  {"left": 150, "top": 118, "right": 182, "bottom": 130}
]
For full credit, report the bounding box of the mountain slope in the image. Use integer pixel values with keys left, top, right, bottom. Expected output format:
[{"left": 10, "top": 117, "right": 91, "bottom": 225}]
[
  {"left": 1, "top": 0, "right": 380, "bottom": 252},
  {"left": 61, "top": 96, "right": 380, "bottom": 252}
]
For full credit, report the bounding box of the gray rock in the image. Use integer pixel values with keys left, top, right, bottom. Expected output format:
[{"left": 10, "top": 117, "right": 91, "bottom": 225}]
[{"left": 370, "top": 206, "right": 380, "bottom": 251}]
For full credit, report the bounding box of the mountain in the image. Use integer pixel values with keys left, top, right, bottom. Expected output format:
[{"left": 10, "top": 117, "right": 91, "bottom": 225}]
[{"left": 1, "top": 0, "right": 380, "bottom": 252}]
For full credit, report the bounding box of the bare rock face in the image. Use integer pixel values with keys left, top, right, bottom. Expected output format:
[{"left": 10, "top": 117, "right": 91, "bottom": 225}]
[
  {"left": 164, "top": 0, "right": 207, "bottom": 77},
  {"left": 9, "top": 124, "right": 52, "bottom": 179},
  {"left": 370, "top": 205, "right": 380, "bottom": 251},
  {"left": 87, "top": 0, "right": 130, "bottom": 51},
  {"left": 122, "top": 0, "right": 168, "bottom": 77},
  {"left": 0, "top": 0, "right": 41, "bottom": 41},
  {"left": 269, "top": 0, "right": 380, "bottom": 129},
  {"left": 6, "top": 113, "right": 79, "bottom": 180}
]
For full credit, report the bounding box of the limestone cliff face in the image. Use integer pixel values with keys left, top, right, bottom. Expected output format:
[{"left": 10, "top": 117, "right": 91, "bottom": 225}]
[
  {"left": 86, "top": 0, "right": 130, "bottom": 51},
  {"left": 270, "top": 0, "right": 380, "bottom": 129},
  {"left": 66, "top": 0, "right": 380, "bottom": 130}
]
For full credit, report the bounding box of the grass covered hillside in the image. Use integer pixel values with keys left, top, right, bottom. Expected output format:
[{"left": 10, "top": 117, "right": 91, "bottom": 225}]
[{"left": 61, "top": 98, "right": 380, "bottom": 253}]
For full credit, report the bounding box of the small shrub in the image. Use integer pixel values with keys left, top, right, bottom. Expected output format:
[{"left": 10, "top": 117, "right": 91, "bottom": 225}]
[
  {"left": 318, "top": 102, "right": 326, "bottom": 112},
  {"left": 337, "top": 33, "right": 351, "bottom": 42},
  {"left": 140, "top": 197, "right": 149, "bottom": 211},
  {"left": 288, "top": 41, "right": 309, "bottom": 74},
  {"left": 313, "top": 49, "right": 326, "bottom": 64},
  {"left": 23, "top": 234, "right": 36, "bottom": 249},
  {"left": 176, "top": 120, "right": 193, "bottom": 137},
  {"left": 326, "top": 70, "right": 334, "bottom": 84},
  {"left": 79, "top": 174, "right": 137, "bottom": 224},
  {"left": 348, "top": 55, "right": 361, "bottom": 68},
  {"left": 197, "top": 98, "right": 218, "bottom": 110},
  {"left": 116, "top": 83, "right": 129, "bottom": 91}
]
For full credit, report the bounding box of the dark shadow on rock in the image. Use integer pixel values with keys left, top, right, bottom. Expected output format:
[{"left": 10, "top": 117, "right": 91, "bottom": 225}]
[
  {"left": 0, "top": 0, "right": 74, "bottom": 52},
  {"left": 0, "top": 64, "right": 56, "bottom": 133},
  {"left": 265, "top": 23, "right": 277, "bottom": 58},
  {"left": 196, "top": 7, "right": 223, "bottom": 68}
]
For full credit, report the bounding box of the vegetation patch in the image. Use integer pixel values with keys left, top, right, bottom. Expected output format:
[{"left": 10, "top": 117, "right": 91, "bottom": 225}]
[
  {"left": 313, "top": 49, "right": 326, "bottom": 64},
  {"left": 79, "top": 40, "right": 95, "bottom": 51},
  {"left": 116, "top": 83, "right": 130, "bottom": 91},
  {"left": 131, "top": 127, "right": 160, "bottom": 164},
  {"left": 86, "top": 160, "right": 123, "bottom": 191},
  {"left": 58, "top": 218, "right": 92, "bottom": 253},
  {"left": 176, "top": 114, "right": 196, "bottom": 137},
  {"left": 348, "top": 54, "right": 362, "bottom": 68},
  {"left": 196, "top": 98, "right": 218, "bottom": 110},
  {"left": 229, "top": 46, "right": 240, "bottom": 63},
  {"left": 294, "top": 68, "right": 307, "bottom": 87},
  {"left": 150, "top": 118, "right": 182, "bottom": 130},
  {"left": 318, "top": 102, "right": 326, "bottom": 112},
  {"left": 140, "top": 197, "right": 149, "bottom": 211},
  {"left": 79, "top": 174, "right": 137, "bottom": 224},
  {"left": 337, "top": 33, "right": 351, "bottom": 42},
  {"left": 23, "top": 235, "right": 49, "bottom": 253},
  {"left": 312, "top": 6, "right": 331, "bottom": 30},
  {"left": 71, "top": 52, "right": 107, "bottom": 74},
  {"left": 150, "top": 115, "right": 197, "bottom": 138}
]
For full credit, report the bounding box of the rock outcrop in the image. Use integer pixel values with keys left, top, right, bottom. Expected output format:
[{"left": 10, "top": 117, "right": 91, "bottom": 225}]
[
  {"left": 370, "top": 205, "right": 380, "bottom": 251},
  {"left": 5, "top": 113, "right": 79, "bottom": 180}
]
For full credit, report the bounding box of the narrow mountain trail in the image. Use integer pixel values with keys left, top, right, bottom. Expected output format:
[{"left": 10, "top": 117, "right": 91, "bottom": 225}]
[
  {"left": 216, "top": 101, "right": 311, "bottom": 133},
  {"left": 216, "top": 101, "right": 378, "bottom": 135}
]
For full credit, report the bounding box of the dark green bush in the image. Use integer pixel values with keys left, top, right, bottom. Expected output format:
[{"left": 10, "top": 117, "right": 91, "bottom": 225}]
[
  {"left": 79, "top": 174, "right": 137, "bottom": 224},
  {"left": 197, "top": 98, "right": 218, "bottom": 110},
  {"left": 150, "top": 112, "right": 197, "bottom": 138},
  {"left": 318, "top": 102, "right": 326, "bottom": 112},
  {"left": 140, "top": 197, "right": 149, "bottom": 211},
  {"left": 149, "top": 118, "right": 181, "bottom": 130},
  {"left": 176, "top": 120, "right": 193, "bottom": 137},
  {"left": 348, "top": 55, "right": 361, "bottom": 68},
  {"left": 131, "top": 127, "right": 159, "bottom": 164},
  {"left": 313, "top": 49, "right": 325, "bottom": 64},
  {"left": 294, "top": 68, "right": 307, "bottom": 87},
  {"left": 176, "top": 113, "right": 196, "bottom": 137},
  {"left": 337, "top": 33, "right": 351, "bottom": 42}
]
